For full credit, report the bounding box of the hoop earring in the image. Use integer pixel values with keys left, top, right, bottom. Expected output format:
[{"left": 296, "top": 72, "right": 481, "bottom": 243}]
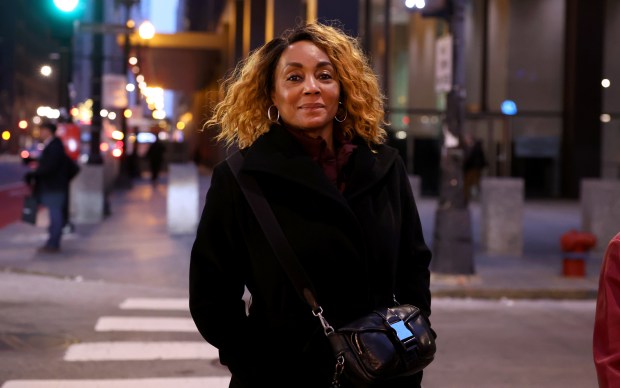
[
  {"left": 335, "top": 102, "right": 347, "bottom": 123},
  {"left": 267, "top": 105, "right": 280, "bottom": 123}
]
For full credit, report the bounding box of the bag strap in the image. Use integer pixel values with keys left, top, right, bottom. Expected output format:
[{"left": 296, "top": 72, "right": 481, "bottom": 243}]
[{"left": 226, "top": 152, "right": 333, "bottom": 333}]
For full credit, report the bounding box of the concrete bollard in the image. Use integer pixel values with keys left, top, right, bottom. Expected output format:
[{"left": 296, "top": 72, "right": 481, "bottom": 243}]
[
  {"left": 70, "top": 164, "right": 105, "bottom": 224},
  {"left": 408, "top": 174, "right": 421, "bottom": 201},
  {"left": 580, "top": 179, "right": 620, "bottom": 253},
  {"left": 480, "top": 177, "right": 524, "bottom": 255},
  {"left": 167, "top": 163, "right": 199, "bottom": 235}
]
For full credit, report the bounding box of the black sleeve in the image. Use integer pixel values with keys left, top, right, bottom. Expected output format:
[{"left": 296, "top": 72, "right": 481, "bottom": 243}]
[
  {"left": 188, "top": 162, "right": 255, "bottom": 377},
  {"left": 394, "top": 158, "right": 433, "bottom": 318}
]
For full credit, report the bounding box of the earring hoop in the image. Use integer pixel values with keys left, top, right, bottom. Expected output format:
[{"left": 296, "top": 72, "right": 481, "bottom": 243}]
[
  {"left": 335, "top": 102, "right": 347, "bottom": 123},
  {"left": 267, "top": 105, "right": 280, "bottom": 123}
]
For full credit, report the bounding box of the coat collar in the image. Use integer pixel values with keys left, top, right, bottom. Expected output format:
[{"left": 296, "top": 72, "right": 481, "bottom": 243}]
[{"left": 240, "top": 125, "right": 399, "bottom": 202}]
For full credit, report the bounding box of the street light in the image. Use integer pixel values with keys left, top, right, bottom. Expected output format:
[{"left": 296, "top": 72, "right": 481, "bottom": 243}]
[
  {"left": 405, "top": 0, "right": 426, "bottom": 9},
  {"left": 138, "top": 20, "right": 155, "bottom": 40},
  {"left": 40, "top": 65, "right": 53, "bottom": 77}
]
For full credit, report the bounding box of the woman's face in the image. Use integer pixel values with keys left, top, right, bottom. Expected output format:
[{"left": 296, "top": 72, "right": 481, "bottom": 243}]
[{"left": 271, "top": 40, "right": 340, "bottom": 139}]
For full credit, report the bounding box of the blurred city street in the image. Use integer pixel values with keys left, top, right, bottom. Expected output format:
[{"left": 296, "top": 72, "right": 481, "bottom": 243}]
[
  {"left": 0, "top": 154, "right": 602, "bottom": 387},
  {"left": 1, "top": 0, "right": 617, "bottom": 386}
]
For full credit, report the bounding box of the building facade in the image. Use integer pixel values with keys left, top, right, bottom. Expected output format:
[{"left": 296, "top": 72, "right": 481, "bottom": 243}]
[
  {"left": 2, "top": 0, "right": 617, "bottom": 199},
  {"left": 184, "top": 0, "right": 619, "bottom": 198},
  {"left": 0, "top": 0, "right": 71, "bottom": 153}
]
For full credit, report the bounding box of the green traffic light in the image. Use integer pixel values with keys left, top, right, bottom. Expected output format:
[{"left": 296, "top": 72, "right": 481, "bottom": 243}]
[{"left": 53, "top": 0, "right": 79, "bottom": 12}]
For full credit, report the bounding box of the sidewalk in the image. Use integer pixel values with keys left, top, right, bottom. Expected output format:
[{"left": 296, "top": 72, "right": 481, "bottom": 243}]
[
  {"left": 0, "top": 173, "right": 602, "bottom": 299},
  {"left": 420, "top": 198, "right": 601, "bottom": 299}
]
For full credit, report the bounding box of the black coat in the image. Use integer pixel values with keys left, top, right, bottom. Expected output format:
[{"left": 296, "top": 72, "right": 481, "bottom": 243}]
[
  {"left": 189, "top": 125, "right": 432, "bottom": 387},
  {"left": 30, "top": 137, "right": 72, "bottom": 196}
]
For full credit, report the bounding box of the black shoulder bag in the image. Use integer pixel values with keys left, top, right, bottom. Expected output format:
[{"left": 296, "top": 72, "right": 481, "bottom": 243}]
[{"left": 226, "top": 151, "right": 436, "bottom": 387}]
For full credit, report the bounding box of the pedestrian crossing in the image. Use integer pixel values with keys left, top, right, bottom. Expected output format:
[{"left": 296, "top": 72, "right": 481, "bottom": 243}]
[
  {"left": 119, "top": 298, "right": 189, "bottom": 311},
  {"left": 1, "top": 297, "right": 231, "bottom": 388},
  {"left": 2, "top": 377, "right": 231, "bottom": 388},
  {"left": 94, "top": 316, "right": 198, "bottom": 332},
  {"left": 64, "top": 341, "right": 219, "bottom": 361}
]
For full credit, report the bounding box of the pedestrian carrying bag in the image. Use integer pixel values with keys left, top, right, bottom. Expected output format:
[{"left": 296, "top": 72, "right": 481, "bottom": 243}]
[
  {"left": 226, "top": 152, "right": 436, "bottom": 387},
  {"left": 66, "top": 154, "right": 80, "bottom": 180},
  {"left": 22, "top": 195, "right": 38, "bottom": 225}
]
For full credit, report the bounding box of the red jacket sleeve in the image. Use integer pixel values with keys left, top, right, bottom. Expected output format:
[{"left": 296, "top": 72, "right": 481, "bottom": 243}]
[{"left": 594, "top": 232, "right": 620, "bottom": 388}]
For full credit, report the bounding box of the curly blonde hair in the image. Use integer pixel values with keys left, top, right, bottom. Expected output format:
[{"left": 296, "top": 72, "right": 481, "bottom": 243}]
[{"left": 205, "top": 22, "right": 387, "bottom": 149}]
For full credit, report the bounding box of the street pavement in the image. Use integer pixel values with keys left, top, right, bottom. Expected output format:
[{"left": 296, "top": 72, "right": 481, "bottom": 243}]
[
  {"left": 0, "top": 156, "right": 31, "bottom": 228},
  {"left": 0, "top": 168, "right": 605, "bottom": 387}
]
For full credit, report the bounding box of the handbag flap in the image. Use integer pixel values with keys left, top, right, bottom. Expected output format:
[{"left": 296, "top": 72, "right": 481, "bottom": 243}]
[{"left": 337, "top": 304, "right": 421, "bottom": 332}]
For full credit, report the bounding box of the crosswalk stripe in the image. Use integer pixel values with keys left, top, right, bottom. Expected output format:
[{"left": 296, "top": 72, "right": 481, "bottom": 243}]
[
  {"left": 1, "top": 377, "right": 230, "bottom": 388},
  {"left": 95, "top": 317, "right": 197, "bottom": 332},
  {"left": 63, "top": 341, "right": 219, "bottom": 361},
  {"left": 119, "top": 298, "right": 188, "bottom": 311}
]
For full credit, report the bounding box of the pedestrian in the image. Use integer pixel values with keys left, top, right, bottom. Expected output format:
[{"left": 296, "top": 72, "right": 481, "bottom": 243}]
[
  {"left": 593, "top": 232, "right": 620, "bottom": 387},
  {"left": 145, "top": 135, "right": 165, "bottom": 184},
  {"left": 463, "top": 133, "right": 487, "bottom": 202},
  {"left": 189, "top": 22, "right": 434, "bottom": 388},
  {"left": 24, "top": 121, "right": 77, "bottom": 253},
  {"left": 127, "top": 128, "right": 141, "bottom": 179}
]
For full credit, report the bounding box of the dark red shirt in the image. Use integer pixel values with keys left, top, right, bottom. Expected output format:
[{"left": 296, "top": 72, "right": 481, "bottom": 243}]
[
  {"left": 285, "top": 126, "right": 357, "bottom": 192},
  {"left": 594, "top": 232, "right": 620, "bottom": 387}
]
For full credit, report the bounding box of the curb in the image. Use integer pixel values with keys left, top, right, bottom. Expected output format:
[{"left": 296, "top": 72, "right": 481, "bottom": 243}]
[{"left": 432, "top": 288, "right": 598, "bottom": 300}]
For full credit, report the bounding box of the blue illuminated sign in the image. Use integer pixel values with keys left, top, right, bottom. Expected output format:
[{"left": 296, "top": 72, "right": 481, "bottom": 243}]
[{"left": 501, "top": 100, "right": 517, "bottom": 115}]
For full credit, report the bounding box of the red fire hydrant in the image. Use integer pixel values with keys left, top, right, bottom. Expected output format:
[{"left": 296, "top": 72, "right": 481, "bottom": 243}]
[{"left": 560, "top": 230, "right": 597, "bottom": 277}]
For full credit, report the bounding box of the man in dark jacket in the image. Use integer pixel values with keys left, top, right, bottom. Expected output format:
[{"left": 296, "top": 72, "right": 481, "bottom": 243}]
[
  {"left": 145, "top": 136, "right": 165, "bottom": 184},
  {"left": 25, "top": 122, "right": 74, "bottom": 253},
  {"left": 463, "top": 134, "right": 488, "bottom": 202}
]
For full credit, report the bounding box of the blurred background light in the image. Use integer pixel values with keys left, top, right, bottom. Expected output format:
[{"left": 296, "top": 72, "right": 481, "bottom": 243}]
[
  {"left": 501, "top": 100, "right": 518, "bottom": 115},
  {"left": 138, "top": 20, "right": 156, "bottom": 40},
  {"left": 137, "top": 132, "right": 156, "bottom": 143},
  {"left": 53, "top": 0, "right": 79, "bottom": 12},
  {"left": 40, "top": 65, "right": 52, "bottom": 77}
]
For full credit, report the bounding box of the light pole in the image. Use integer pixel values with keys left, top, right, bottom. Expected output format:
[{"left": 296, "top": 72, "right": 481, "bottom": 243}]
[
  {"left": 49, "top": 0, "right": 78, "bottom": 121},
  {"left": 429, "top": 0, "right": 475, "bottom": 275},
  {"left": 115, "top": 0, "right": 139, "bottom": 188},
  {"left": 88, "top": 0, "right": 104, "bottom": 164}
]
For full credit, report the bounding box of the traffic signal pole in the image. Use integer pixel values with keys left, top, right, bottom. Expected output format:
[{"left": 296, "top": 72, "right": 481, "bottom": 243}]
[
  {"left": 114, "top": 0, "right": 138, "bottom": 189},
  {"left": 88, "top": 0, "right": 104, "bottom": 164},
  {"left": 430, "top": 0, "right": 475, "bottom": 275}
]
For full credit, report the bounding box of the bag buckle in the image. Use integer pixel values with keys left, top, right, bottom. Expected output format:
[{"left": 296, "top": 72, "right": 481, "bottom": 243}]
[
  {"left": 312, "top": 306, "right": 334, "bottom": 335},
  {"left": 388, "top": 319, "right": 417, "bottom": 349}
]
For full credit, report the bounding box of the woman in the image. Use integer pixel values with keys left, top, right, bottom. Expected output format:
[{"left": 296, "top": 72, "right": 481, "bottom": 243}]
[{"left": 190, "top": 22, "right": 433, "bottom": 387}]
